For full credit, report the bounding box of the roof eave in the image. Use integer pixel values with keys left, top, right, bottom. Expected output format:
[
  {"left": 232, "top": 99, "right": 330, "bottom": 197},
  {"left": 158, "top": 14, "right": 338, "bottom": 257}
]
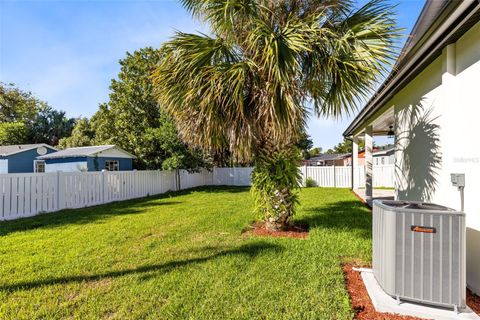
[
  {"left": 1, "top": 144, "right": 57, "bottom": 157},
  {"left": 343, "top": 0, "right": 480, "bottom": 138}
]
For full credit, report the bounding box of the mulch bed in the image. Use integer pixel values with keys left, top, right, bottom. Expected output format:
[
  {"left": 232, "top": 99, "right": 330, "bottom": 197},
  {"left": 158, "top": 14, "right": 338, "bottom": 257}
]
[
  {"left": 343, "top": 264, "right": 480, "bottom": 319},
  {"left": 351, "top": 191, "right": 371, "bottom": 209},
  {"left": 343, "top": 263, "right": 425, "bottom": 320},
  {"left": 243, "top": 221, "right": 309, "bottom": 239},
  {"left": 467, "top": 288, "right": 480, "bottom": 315}
]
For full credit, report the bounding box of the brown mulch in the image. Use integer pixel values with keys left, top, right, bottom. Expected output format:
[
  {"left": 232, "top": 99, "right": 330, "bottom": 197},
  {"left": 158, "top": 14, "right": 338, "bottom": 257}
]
[
  {"left": 343, "top": 264, "right": 424, "bottom": 320},
  {"left": 467, "top": 288, "right": 480, "bottom": 315},
  {"left": 343, "top": 264, "right": 480, "bottom": 319},
  {"left": 243, "top": 221, "right": 309, "bottom": 239}
]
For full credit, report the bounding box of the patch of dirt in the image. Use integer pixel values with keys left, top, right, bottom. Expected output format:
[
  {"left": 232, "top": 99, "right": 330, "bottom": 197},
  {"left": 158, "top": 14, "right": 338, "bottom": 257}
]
[
  {"left": 343, "top": 264, "right": 424, "bottom": 320},
  {"left": 343, "top": 264, "right": 480, "bottom": 319},
  {"left": 243, "top": 221, "right": 309, "bottom": 239},
  {"left": 140, "top": 231, "right": 165, "bottom": 240},
  {"left": 87, "top": 278, "right": 113, "bottom": 290},
  {"left": 467, "top": 288, "right": 480, "bottom": 316},
  {"left": 350, "top": 191, "right": 372, "bottom": 210}
]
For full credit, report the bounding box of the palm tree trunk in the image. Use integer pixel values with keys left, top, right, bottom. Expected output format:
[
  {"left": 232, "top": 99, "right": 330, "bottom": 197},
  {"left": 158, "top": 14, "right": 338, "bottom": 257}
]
[
  {"left": 251, "top": 146, "right": 300, "bottom": 231},
  {"left": 264, "top": 187, "right": 295, "bottom": 231}
]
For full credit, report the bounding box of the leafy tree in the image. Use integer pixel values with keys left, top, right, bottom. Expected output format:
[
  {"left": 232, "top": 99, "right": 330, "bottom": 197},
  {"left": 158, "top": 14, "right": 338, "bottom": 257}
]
[
  {"left": 309, "top": 147, "right": 322, "bottom": 157},
  {"left": 58, "top": 117, "right": 94, "bottom": 149},
  {"left": 0, "top": 82, "right": 75, "bottom": 146},
  {"left": 136, "top": 114, "right": 210, "bottom": 172},
  {"left": 154, "top": 0, "right": 399, "bottom": 230},
  {"left": 89, "top": 104, "right": 115, "bottom": 145},
  {"left": 296, "top": 132, "right": 313, "bottom": 160},
  {"left": 0, "top": 82, "right": 39, "bottom": 123},
  {"left": 28, "top": 105, "right": 76, "bottom": 145},
  {"left": 0, "top": 122, "right": 28, "bottom": 145},
  {"left": 326, "top": 138, "right": 366, "bottom": 154},
  {"left": 89, "top": 47, "right": 208, "bottom": 170}
]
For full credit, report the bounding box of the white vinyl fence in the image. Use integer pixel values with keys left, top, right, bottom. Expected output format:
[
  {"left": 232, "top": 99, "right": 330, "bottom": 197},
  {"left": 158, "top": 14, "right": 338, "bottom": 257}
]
[
  {"left": 0, "top": 165, "right": 393, "bottom": 221},
  {"left": 302, "top": 165, "right": 394, "bottom": 189}
]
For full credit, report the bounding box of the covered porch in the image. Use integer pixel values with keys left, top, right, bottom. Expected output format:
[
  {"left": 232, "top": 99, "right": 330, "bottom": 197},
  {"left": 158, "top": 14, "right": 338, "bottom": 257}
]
[
  {"left": 347, "top": 107, "right": 395, "bottom": 206},
  {"left": 353, "top": 188, "right": 394, "bottom": 206}
]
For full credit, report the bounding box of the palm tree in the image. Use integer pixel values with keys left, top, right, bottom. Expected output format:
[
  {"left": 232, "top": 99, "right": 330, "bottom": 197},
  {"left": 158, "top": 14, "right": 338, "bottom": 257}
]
[{"left": 153, "top": 0, "right": 399, "bottom": 230}]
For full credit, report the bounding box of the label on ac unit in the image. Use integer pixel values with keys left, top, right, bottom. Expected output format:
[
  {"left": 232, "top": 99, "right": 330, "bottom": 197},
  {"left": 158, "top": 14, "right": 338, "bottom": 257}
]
[{"left": 410, "top": 225, "right": 436, "bottom": 233}]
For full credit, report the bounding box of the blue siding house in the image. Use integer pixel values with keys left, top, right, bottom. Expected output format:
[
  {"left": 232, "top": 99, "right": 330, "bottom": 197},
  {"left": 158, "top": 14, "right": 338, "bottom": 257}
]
[
  {"left": 37, "top": 145, "right": 135, "bottom": 172},
  {"left": 0, "top": 144, "right": 57, "bottom": 173}
]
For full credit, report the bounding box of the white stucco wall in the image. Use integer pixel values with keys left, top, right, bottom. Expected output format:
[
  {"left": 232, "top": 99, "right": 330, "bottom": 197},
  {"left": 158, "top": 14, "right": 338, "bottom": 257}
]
[
  {"left": 0, "top": 159, "right": 8, "bottom": 174},
  {"left": 45, "top": 162, "right": 88, "bottom": 173},
  {"left": 393, "top": 21, "right": 480, "bottom": 294}
]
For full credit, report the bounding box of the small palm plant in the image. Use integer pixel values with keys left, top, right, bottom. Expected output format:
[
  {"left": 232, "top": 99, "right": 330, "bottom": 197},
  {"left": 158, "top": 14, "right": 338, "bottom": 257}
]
[{"left": 153, "top": 0, "right": 399, "bottom": 230}]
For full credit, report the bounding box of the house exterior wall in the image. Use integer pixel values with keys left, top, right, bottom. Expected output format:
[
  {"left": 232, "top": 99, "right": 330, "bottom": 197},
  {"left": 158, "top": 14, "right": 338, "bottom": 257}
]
[
  {"left": 373, "top": 152, "right": 394, "bottom": 166},
  {"left": 393, "top": 21, "right": 480, "bottom": 294},
  {"left": 0, "top": 147, "right": 57, "bottom": 173},
  {"left": 45, "top": 157, "right": 88, "bottom": 172},
  {"left": 44, "top": 156, "right": 133, "bottom": 172},
  {"left": 0, "top": 159, "right": 8, "bottom": 173},
  {"left": 343, "top": 156, "right": 365, "bottom": 166},
  {"left": 86, "top": 156, "right": 133, "bottom": 171}
]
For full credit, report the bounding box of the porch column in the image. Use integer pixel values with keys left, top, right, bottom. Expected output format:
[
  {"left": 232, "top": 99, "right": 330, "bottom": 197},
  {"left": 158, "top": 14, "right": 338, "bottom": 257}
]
[
  {"left": 365, "top": 125, "right": 373, "bottom": 203},
  {"left": 351, "top": 136, "right": 359, "bottom": 190}
]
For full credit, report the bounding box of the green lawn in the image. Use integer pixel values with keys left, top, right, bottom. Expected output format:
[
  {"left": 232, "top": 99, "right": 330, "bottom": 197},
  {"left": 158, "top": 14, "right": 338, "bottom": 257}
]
[{"left": 0, "top": 187, "right": 372, "bottom": 320}]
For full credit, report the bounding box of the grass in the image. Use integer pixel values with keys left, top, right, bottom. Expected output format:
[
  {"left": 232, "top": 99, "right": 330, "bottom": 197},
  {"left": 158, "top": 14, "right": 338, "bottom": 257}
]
[{"left": 0, "top": 187, "right": 372, "bottom": 320}]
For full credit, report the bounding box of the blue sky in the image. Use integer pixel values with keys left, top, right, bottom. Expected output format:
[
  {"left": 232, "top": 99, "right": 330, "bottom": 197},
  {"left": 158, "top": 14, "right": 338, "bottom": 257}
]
[{"left": 0, "top": 0, "right": 425, "bottom": 149}]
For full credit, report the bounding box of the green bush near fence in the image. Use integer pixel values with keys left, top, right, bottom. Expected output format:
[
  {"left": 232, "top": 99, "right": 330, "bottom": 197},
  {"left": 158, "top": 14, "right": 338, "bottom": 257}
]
[{"left": 305, "top": 177, "right": 317, "bottom": 187}]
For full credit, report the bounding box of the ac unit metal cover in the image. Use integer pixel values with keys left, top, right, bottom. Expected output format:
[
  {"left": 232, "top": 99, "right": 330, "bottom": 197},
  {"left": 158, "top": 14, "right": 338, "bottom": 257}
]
[{"left": 373, "top": 200, "right": 466, "bottom": 309}]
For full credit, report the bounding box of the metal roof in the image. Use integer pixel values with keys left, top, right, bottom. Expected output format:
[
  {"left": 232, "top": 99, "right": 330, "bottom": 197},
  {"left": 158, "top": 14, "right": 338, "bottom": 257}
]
[
  {"left": 308, "top": 153, "right": 349, "bottom": 162},
  {"left": 0, "top": 144, "right": 56, "bottom": 157},
  {"left": 373, "top": 145, "right": 395, "bottom": 156},
  {"left": 343, "top": 0, "right": 480, "bottom": 137},
  {"left": 38, "top": 145, "right": 136, "bottom": 159}
]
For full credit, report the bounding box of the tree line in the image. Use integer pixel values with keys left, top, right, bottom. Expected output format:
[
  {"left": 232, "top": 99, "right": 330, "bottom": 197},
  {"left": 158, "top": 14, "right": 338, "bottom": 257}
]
[
  {"left": 58, "top": 47, "right": 209, "bottom": 171},
  {"left": 2, "top": 46, "right": 322, "bottom": 170},
  {"left": 1, "top": 48, "right": 210, "bottom": 171},
  {"left": 0, "top": 83, "right": 75, "bottom": 146}
]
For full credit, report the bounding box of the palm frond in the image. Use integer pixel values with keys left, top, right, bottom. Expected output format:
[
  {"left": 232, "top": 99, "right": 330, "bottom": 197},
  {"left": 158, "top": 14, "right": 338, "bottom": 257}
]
[{"left": 154, "top": 0, "right": 400, "bottom": 159}]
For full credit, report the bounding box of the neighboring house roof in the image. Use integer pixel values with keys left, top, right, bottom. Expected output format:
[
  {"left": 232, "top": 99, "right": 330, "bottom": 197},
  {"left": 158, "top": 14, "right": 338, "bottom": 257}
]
[
  {"left": 343, "top": 0, "right": 480, "bottom": 137},
  {"left": 308, "top": 153, "right": 349, "bottom": 162},
  {"left": 0, "top": 144, "right": 56, "bottom": 157},
  {"left": 373, "top": 145, "right": 395, "bottom": 157},
  {"left": 37, "top": 145, "right": 136, "bottom": 160}
]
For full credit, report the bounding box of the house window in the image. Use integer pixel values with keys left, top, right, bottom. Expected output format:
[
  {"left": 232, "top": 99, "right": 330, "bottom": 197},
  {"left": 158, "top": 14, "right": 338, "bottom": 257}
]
[
  {"left": 35, "top": 160, "right": 45, "bottom": 173},
  {"left": 105, "top": 160, "right": 119, "bottom": 171},
  {"left": 381, "top": 157, "right": 385, "bottom": 165}
]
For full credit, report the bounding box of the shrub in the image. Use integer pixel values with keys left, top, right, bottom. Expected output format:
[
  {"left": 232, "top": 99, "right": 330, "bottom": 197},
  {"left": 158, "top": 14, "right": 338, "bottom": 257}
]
[{"left": 305, "top": 177, "right": 317, "bottom": 188}]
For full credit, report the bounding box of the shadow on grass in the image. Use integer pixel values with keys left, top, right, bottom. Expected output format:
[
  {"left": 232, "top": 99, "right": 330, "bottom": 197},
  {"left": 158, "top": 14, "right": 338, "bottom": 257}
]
[
  {"left": 0, "top": 200, "right": 180, "bottom": 236},
  {"left": 0, "top": 241, "right": 282, "bottom": 292},
  {"left": 177, "top": 185, "right": 249, "bottom": 194},
  {"left": 0, "top": 186, "right": 249, "bottom": 236},
  {"left": 296, "top": 200, "right": 372, "bottom": 239}
]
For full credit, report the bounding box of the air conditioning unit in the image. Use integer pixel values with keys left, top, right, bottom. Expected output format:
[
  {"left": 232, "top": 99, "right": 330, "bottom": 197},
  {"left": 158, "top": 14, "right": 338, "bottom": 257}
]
[{"left": 373, "top": 200, "right": 466, "bottom": 311}]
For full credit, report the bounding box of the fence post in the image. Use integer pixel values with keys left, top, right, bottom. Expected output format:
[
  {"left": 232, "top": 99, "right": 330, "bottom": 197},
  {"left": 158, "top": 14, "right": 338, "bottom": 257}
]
[
  {"left": 301, "top": 164, "right": 307, "bottom": 187},
  {"left": 101, "top": 170, "right": 105, "bottom": 203},
  {"left": 233, "top": 166, "right": 237, "bottom": 186},
  {"left": 333, "top": 165, "right": 336, "bottom": 188},
  {"left": 175, "top": 169, "right": 181, "bottom": 191},
  {"left": 56, "top": 171, "right": 60, "bottom": 210}
]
